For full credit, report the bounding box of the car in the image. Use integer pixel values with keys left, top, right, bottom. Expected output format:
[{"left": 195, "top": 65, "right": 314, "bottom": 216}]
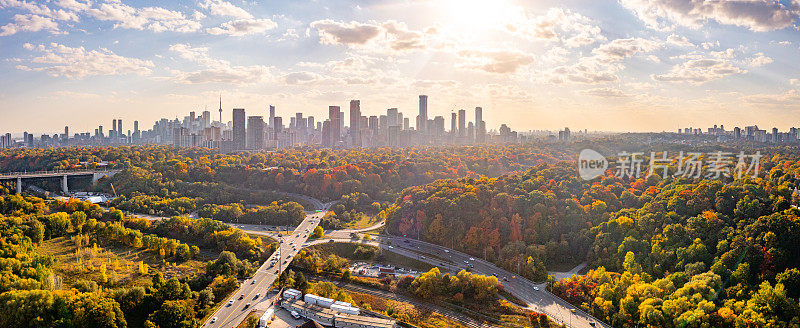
[
  {"left": 328, "top": 239, "right": 334, "bottom": 243},
  {"left": 244, "top": 303, "right": 250, "bottom": 309},
  {"left": 291, "top": 311, "right": 301, "bottom": 319},
  {"left": 211, "top": 317, "right": 217, "bottom": 323},
  {"left": 464, "top": 261, "right": 469, "bottom": 264},
  {"left": 469, "top": 257, "right": 475, "bottom": 261},
  {"left": 388, "top": 246, "right": 394, "bottom": 249},
  {"left": 589, "top": 322, "right": 596, "bottom": 327},
  {"left": 571, "top": 309, "right": 576, "bottom": 313},
  {"left": 286, "top": 255, "right": 292, "bottom": 259},
  {"left": 284, "top": 260, "right": 288, "bottom": 264},
  {"left": 254, "top": 293, "right": 260, "bottom": 299},
  {"left": 251, "top": 279, "right": 256, "bottom": 284},
  {"left": 239, "top": 294, "right": 244, "bottom": 299},
  {"left": 227, "top": 300, "right": 234, "bottom": 306},
  {"left": 444, "top": 250, "right": 449, "bottom": 253},
  {"left": 420, "top": 256, "right": 426, "bottom": 259},
  {"left": 533, "top": 286, "right": 540, "bottom": 291},
  {"left": 503, "top": 277, "right": 508, "bottom": 281}
]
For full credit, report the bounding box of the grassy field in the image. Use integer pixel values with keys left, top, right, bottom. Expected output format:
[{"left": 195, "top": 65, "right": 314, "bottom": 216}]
[
  {"left": 308, "top": 242, "right": 434, "bottom": 272},
  {"left": 38, "top": 236, "right": 207, "bottom": 289},
  {"left": 343, "top": 215, "right": 382, "bottom": 230},
  {"left": 545, "top": 260, "right": 584, "bottom": 273}
]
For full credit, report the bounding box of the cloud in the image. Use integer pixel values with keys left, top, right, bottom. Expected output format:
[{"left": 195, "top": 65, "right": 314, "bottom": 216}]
[
  {"left": 547, "top": 37, "right": 659, "bottom": 84},
  {"left": 507, "top": 8, "right": 605, "bottom": 47},
  {"left": 748, "top": 52, "right": 773, "bottom": 67},
  {"left": 54, "top": 0, "right": 91, "bottom": 13},
  {"left": 591, "top": 37, "right": 660, "bottom": 62},
  {"left": 52, "top": 90, "right": 102, "bottom": 99},
  {"left": 652, "top": 58, "right": 746, "bottom": 84},
  {"left": 547, "top": 59, "right": 620, "bottom": 84},
  {"left": 281, "top": 71, "right": 337, "bottom": 85},
  {"left": 579, "top": 87, "right": 628, "bottom": 98},
  {"left": 743, "top": 89, "right": 800, "bottom": 105},
  {"left": 457, "top": 49, "right": 534, "bottom": 74},
  {"left": 206, "top": 18, "right": 277, "bottom": 36},
  {"left": 310, "top": 20, "right": 382, "bottom": 45},
  {"left": 308, "top": 19, "right": 444, "bottom": 54},
  {"left": 667, "top": 34, "right": 694, "bottom": 47},
  {"left": 381, "top": 20, "right": 426, "bottom": 51},
  {"left": 711, "top": 48, "right": 737, "bottom": 58},
  {"left": 771, "top": 40, "right": 792, "bottom": 46},
  {"left": 619, "top": 0, "right": 800, "bottom": 31},
  {"left": 17, "top": 43, "right": 154, "bottom": 79},
  {"left": 1, "top": 0, "right": 79, "bottom": 21},
  {"left": 87, "top": 2, "right": 201, "bottom": 33},
  {"left": 199, "top": 0, "right": 253, "bottom": 19},
  {"left": 169, "top": 43, "right": 271, "bottom": 84},
  {"left": 0, "top": 14, "right": 60, "bottom": 36}
]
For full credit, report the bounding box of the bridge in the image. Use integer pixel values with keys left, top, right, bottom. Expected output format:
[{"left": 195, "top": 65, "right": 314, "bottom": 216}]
[{"left": 0, "top": 169, "right": 122, "bottom": 194}]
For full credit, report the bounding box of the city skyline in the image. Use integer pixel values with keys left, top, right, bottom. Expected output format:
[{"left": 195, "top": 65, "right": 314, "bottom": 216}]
[{"left": 2, "top": 0, "right": 800, "bottom": 133}]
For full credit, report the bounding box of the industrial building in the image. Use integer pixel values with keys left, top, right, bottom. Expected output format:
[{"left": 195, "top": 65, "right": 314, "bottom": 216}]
[{"left": 281, "top": 291, "right": 396, "bottom": 328}]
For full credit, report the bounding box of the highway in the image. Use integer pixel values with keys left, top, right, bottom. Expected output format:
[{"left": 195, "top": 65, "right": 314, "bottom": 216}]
[
  {"left": 302, "top": 235, "right": 609, "bottom": 328},
  {"left": 116, "top": 190, "right": 605, "bottom": 328},
  {"left": 201, "top": 202, "right": 332, "bottom": 328}
]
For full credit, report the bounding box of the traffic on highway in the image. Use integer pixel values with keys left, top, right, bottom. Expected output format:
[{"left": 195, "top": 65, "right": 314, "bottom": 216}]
[{"left": 201, "top": 199, "right": 332, "bottom": 328}]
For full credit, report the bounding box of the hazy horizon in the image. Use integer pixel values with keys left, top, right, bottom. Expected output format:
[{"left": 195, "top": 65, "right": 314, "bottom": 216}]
[{"left": 2, "top": 0, "right": 800, "bottom": 134}]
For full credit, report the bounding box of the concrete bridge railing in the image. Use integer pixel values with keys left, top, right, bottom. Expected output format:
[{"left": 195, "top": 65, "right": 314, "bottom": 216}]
[{"left": 0, "top": 168, "right": 122, "bottom": 194}]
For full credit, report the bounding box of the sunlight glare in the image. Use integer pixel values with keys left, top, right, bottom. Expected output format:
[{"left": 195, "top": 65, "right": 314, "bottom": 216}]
[{"left": 439, "top": 0, "right": 520, "bottom": 34}]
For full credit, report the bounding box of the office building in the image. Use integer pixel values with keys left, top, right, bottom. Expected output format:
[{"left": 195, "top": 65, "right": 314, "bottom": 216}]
[
  {"left": 247, "top": 116, "right": 265, "bottom": 150},
  {"left": 328, "top": 106, "right": 340, "bottom": 146},
  {"left": 232, "top": 108, "right": 246, "bottom": 150},
  {"left": 350, "top": 100, "right": 361, "bottom": 147}
]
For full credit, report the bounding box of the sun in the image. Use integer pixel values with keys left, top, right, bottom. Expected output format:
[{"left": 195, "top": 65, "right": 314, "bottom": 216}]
[{"left": 438, "top": 0, "right": 521, "bottom": 34}]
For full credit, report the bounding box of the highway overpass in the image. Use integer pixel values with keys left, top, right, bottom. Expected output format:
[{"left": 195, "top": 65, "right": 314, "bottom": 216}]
[{"left": 0, "top": 169, "right": 121, "bottom": 194}]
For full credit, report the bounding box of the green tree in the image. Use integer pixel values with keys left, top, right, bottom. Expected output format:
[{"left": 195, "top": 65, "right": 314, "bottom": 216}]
[{"left": 145, "top": 300, "right": 195, "bottom": 328}]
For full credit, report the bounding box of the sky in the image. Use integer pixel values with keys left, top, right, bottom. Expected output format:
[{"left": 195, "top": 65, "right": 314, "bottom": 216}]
[{"left": 1, "top": 0, "right": 800, "bottom": 135}]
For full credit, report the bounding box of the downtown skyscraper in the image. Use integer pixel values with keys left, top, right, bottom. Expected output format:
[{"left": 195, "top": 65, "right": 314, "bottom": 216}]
[{"left": 232, "top": 108, "right": 246, "bottom": 150}]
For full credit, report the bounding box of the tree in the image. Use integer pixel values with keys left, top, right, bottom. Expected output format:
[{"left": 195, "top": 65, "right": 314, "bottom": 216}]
[
  {"left": 313, "top": 226, "right": 324, "bottom": 238},
  {"left": 294, "top": 271, "right": 308, "bottom": 291},
  {"left": 197, "top": 288, "right": 215, "bottom": 310},
  {"left": 776, "top": 268, "right": 800, "bottom": 299},
  {"left": 145, "top": 300, "right": 195, "bottom": 328},
  {"left": 157, "top": 278, "right": 191, "bottom": 302}
]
